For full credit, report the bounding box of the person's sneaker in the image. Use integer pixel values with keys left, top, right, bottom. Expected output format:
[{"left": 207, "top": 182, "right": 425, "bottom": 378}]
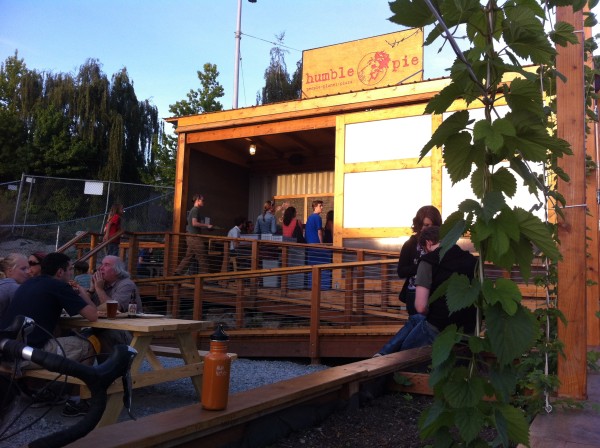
[
  {"left": 61, "top": 399, "right": 90, "bottom": 417},
  {"left": 30, "top": 388, "right": 68, "bottom": 408}
]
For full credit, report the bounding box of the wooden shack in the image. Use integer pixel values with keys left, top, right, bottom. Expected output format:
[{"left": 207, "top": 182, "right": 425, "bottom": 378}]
[{"left": 166, "top": 17, "right": 598, "bottom": 400}]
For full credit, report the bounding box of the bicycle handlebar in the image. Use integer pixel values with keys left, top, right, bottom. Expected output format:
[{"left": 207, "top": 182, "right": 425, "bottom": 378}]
[{"left": 0, "top": 316, "right": 137, "bottom": 448}]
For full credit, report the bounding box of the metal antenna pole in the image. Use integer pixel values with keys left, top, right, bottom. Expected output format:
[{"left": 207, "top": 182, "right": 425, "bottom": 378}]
[{"left": 233, "top": 0, "right": 243, "bottom": 109}]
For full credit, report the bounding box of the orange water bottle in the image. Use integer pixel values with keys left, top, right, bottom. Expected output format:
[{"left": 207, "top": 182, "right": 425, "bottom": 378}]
[{"left": 201, "top": 324, "right": 231, "bottom": 410}]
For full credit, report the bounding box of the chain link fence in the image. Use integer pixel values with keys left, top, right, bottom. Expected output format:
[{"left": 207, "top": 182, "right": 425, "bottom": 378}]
[{"left": 0, "top": 174, "right": 173, "bottom": 256}]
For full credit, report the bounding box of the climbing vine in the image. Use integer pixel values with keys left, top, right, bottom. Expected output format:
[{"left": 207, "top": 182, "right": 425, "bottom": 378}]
[{"left": 388, "top": 0, "right": 597, "bottom": 445}]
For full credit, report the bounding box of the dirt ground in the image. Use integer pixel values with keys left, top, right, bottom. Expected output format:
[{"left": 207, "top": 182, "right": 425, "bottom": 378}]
[{"left": 266, "top": 392, "right": 433, "bottom": 448}]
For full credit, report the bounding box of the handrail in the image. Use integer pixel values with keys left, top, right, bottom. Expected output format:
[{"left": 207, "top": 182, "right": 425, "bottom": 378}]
[
  {"left": 56, "top": 230, "right": 91, "bottom": 253},
  {"left": 77, "top": 230, "right": 124, "bottom": 263}
]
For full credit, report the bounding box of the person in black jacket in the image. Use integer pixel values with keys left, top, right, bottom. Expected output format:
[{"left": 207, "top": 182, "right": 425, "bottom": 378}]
[
  {"left": 375, "top": 226, "right": 477, "bottom": 356},
  {"left": 397, "top": 206, "right": 442, "bottom": 315}
]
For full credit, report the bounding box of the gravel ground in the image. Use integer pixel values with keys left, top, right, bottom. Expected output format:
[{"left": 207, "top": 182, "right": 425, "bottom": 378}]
[{"left": 0, "top": 358, "right": 329, "bottom": 448}]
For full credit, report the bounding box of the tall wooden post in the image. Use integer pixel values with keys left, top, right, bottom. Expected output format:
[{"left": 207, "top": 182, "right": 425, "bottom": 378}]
[
  {"left": 556, "top": 6, "right": 587, "bottom": 399},
  {"left": 584, "top": 19, "right": 600, "bottom": 348}
]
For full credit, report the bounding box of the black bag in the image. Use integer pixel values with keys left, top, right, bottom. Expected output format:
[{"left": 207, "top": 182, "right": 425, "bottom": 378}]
[{"left": 292, "top": 221, "right": 306, "bottom": 243}]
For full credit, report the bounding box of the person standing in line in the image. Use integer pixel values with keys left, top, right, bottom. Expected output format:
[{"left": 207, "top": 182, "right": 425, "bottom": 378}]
[
  {"left": 0, "top": 253, "right": 31, "bottom": 319},
  {"left": 175, "top": 194, "right": 213, "bottom": 275},
  {"left": 104, "top": 203, "right": 124, "bottom": 256},
  {"left": 227, "top": 216, "right": 246, "bottom": 257},
  {"left": 305, "top": 200, "right": 331, "bottom": 289},
  {"left": 28, "top": 252, "right": 47, "bottom": 277},
  {"left": 323, "top": 210, "right": 334, "bottom": 244},
  {"left": 255, "top": 200, "right": 277, "bottom": 235},
  {"left": 397, "top": 205, "right": 442, "bottom": 316},
  {"left": 282, "top": 206, "right": 305, "bottom": 242},
  {"left": 305, "top": 200, "right": 323, "bottom": 244}
]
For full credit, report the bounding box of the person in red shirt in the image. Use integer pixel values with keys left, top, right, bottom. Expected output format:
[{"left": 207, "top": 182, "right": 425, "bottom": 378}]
[{"left": 104, "top": 203, "right": 123, "bottom": 256}]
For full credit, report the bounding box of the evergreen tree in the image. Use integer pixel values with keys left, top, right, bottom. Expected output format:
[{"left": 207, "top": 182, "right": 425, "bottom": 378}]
[
  {"left": 0, "top": 53, "right": 163, "bottom": 183},
  {"left": 258, "top": 32, "right": 299, "bottom": 105},
  {"left": 169, "top": 63, "right": 224, "bottom": 116},
  {"left": 144, "top": 63, "right": 225, "bottom": 186}
]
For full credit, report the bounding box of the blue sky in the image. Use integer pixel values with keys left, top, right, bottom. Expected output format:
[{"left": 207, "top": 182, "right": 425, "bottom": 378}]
[{"left": 0, "top": 0, "right": 597, "bottom": 126}]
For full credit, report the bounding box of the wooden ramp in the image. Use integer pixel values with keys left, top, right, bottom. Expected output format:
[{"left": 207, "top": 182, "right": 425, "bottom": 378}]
[{"left": 66, "top": 347, "right": 431, "bottom": 448}]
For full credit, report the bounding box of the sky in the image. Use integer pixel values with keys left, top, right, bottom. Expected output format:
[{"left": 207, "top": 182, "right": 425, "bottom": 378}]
[
  {"left": 0, "top": 0, "right": 460, "bottom": 124},
  {"left": 0, "top": 0, "right": 597, "bottom": 127}
]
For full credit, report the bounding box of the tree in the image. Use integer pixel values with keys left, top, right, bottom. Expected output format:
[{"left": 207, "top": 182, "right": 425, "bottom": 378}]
[
  {"left": 388, "top": 0, "right": 596, "bottom": 445},
  {"left": 144, "top": 63, "right": 225, "bottom": 186},
  {"left": 257, "top": 32, "right": 302, "bottom": 105},
  {"left": 169, "top": 63, "right": 224, "bottom": 116},
  {"left": 0, "top": 54, "right": 163, "bottom": 183}
]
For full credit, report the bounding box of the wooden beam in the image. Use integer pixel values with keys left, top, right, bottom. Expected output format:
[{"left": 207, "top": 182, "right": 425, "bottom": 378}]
[
  {"left": 584, "top": 19, "right": 600, "bottom": 347},
  {"left": 556, "top": 6, "right": 587, "bottom": 399}
]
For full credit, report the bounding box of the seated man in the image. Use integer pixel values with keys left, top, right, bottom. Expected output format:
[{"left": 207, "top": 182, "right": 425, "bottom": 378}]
[
  {"left": 89, "top": 255, "right": 143, "bottom": 313},
  {"left": 375, "top": 226, "right": 477, "bottom": 355},
  {"left": 1, "top": 252, "right": 99, "bottom": 363},
  {"left": 0, "top": 253, "right": 103, "bottom": 409},
  {"left": 87, "top": 255, "right": 142, "bottom": 360}
]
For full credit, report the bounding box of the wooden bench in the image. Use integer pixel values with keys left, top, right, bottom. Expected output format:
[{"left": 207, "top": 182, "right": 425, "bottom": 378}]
[{"left": 67, "top": 346, "right": 432, "bottom": 448}]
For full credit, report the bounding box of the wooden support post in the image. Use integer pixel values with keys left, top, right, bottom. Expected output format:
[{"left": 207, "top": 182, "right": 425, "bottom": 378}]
[
  {"left": 584, "top": 20, "right": 600, "bottom": 347},
  {"left": 556, "top": 6, "right": 587, "bottom": 399}
]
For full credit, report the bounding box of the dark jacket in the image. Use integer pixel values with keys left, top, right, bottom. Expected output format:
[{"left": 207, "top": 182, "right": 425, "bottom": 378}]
[
  {"left": 420, "top": 245, "right": 477, "bottom": 333},
  {"left": 397, "top": 234, "right": 420, "bottom": 305}
]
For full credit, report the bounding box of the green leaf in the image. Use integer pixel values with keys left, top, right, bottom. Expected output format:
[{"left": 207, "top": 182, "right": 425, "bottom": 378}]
[
  {"left": 514, "top": 207, "right": 560, "bottom": 260},
  {"left": 432, "top": 324, "right": 461, "bottom": 368},
  {"left": 482, "top": 191, "right": 506, "bottom": 221},
  {"left": 443, "top": 367, "right": 486, "bottom": 407},
  {"left": 419, "top": 400, "right": 454, "bottom": 441},
  {"left": 446, "top": 273, "right": 480, "bottom": 312},
  {"left": 489, "top": 365, "right": 518, "bottom": 402},
  {"left": 487, "top": 221, "right": 512, "bottom": 259},
  {"left": 439, "top": 214, "right": 466, "bottom": 258},
  {"left": 482, "top": 278, "right": 522, "bottom": 315},
  {"left": 456, "top": 407, "right": 486, "bottom": 443},
  {"left": 388, "top": 0, "right": 437, "bottom": 28},
  {"left": 505, "top": 79, "right": 544, "bottom": 122},
  {"left": 473, "top": 119, "right": 493, "bottom": 142},
  {"left": 425, "top": 81, "right": 469, "bottom": 115},
  {"left": 468, "top": 335, "right": 486, "bottom": 354},
  {"left": 512, "top": 237, "right": 535, "bottom": 281},
  {"left": 494, "top": 403, "right": 530, "bottom": 446},
  {"left": 442, "top": 132, "right": 477, "bottom": 184},
  {"left": 490, "top": 168, "right": 518, "bottom": 198},
  {"left": 496, "top": 207, "right": 520, "bottom": 241},
  {"left": 422, "top": 110, "right": 470, "bottom": 160},
  {"left": 550, "top": 21, "right": 578, "bottom": 47},
  {"left": 502, "top": 6, "right": 556, "bottom": 64},
  {"left": 486, "top": 304, "right": 537, "bottom": 365}
]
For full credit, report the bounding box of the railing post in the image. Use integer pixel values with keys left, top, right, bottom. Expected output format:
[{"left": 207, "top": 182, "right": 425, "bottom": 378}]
[
  {"left": 309, "top": 265, "right": 321, "bottom": 364},
  {"left": 193, "top": 276, "right": 204, "bottom": 321},
  {"left": 344, "top": 266, "right": 354, "bottom": 328},
  {"left": 356, "top": 250, "right": 365, "bottom": 324},
  {"left": 128, "top": 233, "right": 138, "bottom": 277},
  {"left": 163, "top": 233, "right": 172, "bottom": 276}
]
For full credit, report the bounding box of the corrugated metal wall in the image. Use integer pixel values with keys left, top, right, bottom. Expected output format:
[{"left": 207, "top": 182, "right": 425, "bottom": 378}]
[{"left": 276, "top": 172, "right": 335, "bottom": 196}]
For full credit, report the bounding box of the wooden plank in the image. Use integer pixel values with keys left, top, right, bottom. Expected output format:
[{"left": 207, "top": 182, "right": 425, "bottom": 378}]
[
  {"left": 68, "top": 347, "right": 431, "bottom": 448},
  {"left": 556, "top": 6, "right": 587, "bottom": 399},
  {"left": 388, "top": 372, "right": 433, "bottom": 395}
]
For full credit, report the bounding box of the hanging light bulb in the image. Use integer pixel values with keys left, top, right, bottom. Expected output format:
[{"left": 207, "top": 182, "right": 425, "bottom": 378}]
[{"left": 249, "top": 144, "right": 257, "bottom": 155}]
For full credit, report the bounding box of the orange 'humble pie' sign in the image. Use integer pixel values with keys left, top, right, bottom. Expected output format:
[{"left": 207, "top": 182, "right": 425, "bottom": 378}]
[{"left": 301, "top": 28, "right": 424, "bottom": 99}]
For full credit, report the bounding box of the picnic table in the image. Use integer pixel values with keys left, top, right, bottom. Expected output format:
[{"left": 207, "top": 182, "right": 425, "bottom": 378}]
[{"left": 60, "top": 316, "right": 213, "bottom": 427}]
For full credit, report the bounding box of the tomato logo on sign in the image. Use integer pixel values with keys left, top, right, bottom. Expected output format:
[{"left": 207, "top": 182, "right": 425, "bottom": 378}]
[{"left": 357, "top": 51, "right": 391, "bottom": 86}]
